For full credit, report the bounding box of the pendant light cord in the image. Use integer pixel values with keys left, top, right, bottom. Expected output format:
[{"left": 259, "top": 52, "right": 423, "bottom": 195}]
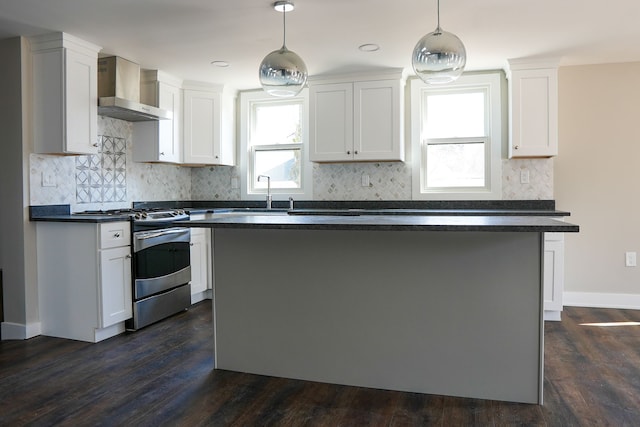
[
  {"left": 436, "top": 0, "right": 441, "bottom": 32},
  {"left": 282, "top": 7, "right": 287, "bottom": 49}
]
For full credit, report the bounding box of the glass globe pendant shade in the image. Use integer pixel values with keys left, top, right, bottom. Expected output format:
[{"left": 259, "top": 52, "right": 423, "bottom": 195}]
[
  {"left": 412, "top": 27, "right": 466, "bottom": 85},
  {"left": 259, "top": 46, "right": 308, "bottom": 97}
]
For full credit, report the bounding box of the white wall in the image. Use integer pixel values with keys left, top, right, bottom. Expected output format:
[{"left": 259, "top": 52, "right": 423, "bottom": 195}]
[{"left": 557, "top": 62, "right": 640, "bottom": 308}]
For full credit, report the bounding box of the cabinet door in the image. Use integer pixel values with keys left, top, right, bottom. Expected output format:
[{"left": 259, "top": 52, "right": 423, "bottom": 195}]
[
  {"left": 133, "top": 82, "right": 182, "bottom": 163},
  {"left": 183, "top": 89, "right": 220, "bottom": 164},
  {"left": 309, "top": 83, "right": 353, "bottom": 162},
  {"left": 157, "top": 82, "right": 182, "bottom": 163},
  {"left": 543, "top": 236, "right": 564, "bottom": 312},
  {"left": 354, "top": 80, "right": 404, "bottom": 161},
  {"left": 65, "top": 48, "right": 98, "bottom": 154},
  {"left": 189, "top": 229, "right": 210, "bottom": 296},
  {"left": 33, "top": 48, "right": 98, "bottom": 155},
  {"left": 509, "top": 67, "right": 558, "bottom": 158},
  {"left": 99, "top": 246, "right": 132, "bottom": 328}
]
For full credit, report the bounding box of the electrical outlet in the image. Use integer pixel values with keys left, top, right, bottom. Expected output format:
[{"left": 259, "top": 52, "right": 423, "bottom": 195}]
[
  {"left": 625, "top": 251, "right": 637, "bottom": 267},
  {"left": 361, "top": 174, "right": 370, "bottom": 187},
  {"left": 41, "top": 171, "right": 56, "bottom": 187},
  {"left": 520, "top": 169, "right": 530, "bottom": 184},
  {"left": 231, "top": 176, "right": 239, "bottom": 189}
]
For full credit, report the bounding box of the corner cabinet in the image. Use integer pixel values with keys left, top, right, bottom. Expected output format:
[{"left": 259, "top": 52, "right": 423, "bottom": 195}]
[
  {"left": 30, "top": 32, "right": 101, "bottom": 155},
  {"left": 309, "top": 70, "right": 405, "bottom": 162},
  {"left": 189, "top": 214, "right": 213, "bottom": 304},
  {"left": 133, "top": 70, "right": 183, "bottom": 163},
  {"left": 508, "top": 58, "right": 559, "bottom": 158},
  {"left": 37, "top": 221, "right": 133, "bottom": 343},
  {"left": 544, "top": 231, "right": 565, "bottom": 321},
  {"left": 182, "top": 83, "right": 236, "bottom": 165}
]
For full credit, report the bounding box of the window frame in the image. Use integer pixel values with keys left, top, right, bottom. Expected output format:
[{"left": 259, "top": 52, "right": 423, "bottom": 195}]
[
  {"left": 410, "top": 72, "right": 503, "bottom": 200},
  {"left": 240, "top": 89, "right": 312, "bottom": 200}
]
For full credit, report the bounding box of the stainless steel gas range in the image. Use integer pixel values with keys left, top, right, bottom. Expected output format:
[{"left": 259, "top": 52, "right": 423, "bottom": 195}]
[
  {"left": 128, "top": 208, "right": 191, "bottom": 330},
  {"left": 76, "top": 208, "right": 192, "bottom": 330}
]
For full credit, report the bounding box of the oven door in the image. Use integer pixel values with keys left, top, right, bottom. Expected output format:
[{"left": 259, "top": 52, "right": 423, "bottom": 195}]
[{"left": 133, "top": 227, "right": 191, "bottom": 300}]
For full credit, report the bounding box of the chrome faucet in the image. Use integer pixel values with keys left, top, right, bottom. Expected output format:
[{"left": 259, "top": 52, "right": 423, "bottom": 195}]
[
  {"left": 289, "top": 196, "right": 294, "bottom": 210},
  {"left": 257, "top": 175, "right": 272, "bottom": 209}
]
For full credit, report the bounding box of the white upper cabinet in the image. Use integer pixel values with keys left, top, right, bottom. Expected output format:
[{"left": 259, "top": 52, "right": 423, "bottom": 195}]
[
  {"left": 133, "top": 70, "right": 183, "bottom": 163},
  {"left": 508, "top": 58, "right": 559, "bottom": 158},
  {"left": 31, "top": 32, "right": 101, "bottom": 155},
  {"left": 183, "top": 82, "right": 236, "bottom": 166},
  {"left": 309, "top": 70, "right": 405, "bottom": 162}
]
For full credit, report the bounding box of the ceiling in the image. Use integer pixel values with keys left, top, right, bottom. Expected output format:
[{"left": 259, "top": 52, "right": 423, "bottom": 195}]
[{"left": 1, "top": 0, "right": 638, "bottom": 91}]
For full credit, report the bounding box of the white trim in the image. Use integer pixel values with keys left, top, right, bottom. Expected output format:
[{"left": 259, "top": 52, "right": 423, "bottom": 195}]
[
  {"left": 410, "top": 72, "right": 503, "bottom": 200},
  {"left": 1, "top": 321, "right": 41, "bottom": 340},
  {"left": 239, "top": 89, "right": 312, "bottom": 201},
  {"left": 564, "top": 292, "right": 640, "bottom": 310}
]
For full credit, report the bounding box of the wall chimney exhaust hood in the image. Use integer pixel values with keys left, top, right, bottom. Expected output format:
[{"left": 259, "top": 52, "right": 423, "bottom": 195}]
[{"left": 97, "top": 56, "right": 172, "bottom": 122}]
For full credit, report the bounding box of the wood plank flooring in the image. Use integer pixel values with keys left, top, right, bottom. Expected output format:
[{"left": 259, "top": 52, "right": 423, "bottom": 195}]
[{"left": 1, "top": 302, "right": 639, "bottom": 426}]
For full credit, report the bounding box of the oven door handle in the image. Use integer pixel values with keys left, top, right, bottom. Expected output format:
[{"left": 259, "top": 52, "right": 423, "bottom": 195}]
[
  {"left": 136, "top": 228, "right": 190, "bottom": 241},
  {"left": 134, "top": 227, "right": 191, "bottom": 252}
]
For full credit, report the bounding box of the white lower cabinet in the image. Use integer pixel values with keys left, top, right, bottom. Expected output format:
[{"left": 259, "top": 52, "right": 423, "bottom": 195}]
[
  {"left": 37, "top": 221, "right": 132, "bottom": 342},
  {"left": 543, "top": 232, "right": 565, "bottom": 321},
  {"left": 190, "top": 214, "right": 213, "bottom": 304},
  {"left": 99, "top": 245, "right": 133, "bottom": 327}
]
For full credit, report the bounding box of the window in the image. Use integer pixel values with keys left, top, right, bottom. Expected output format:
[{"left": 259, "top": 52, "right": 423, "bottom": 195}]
[
  {"left": 411, "top": 72, "right": 503, "bottom": 200},
  {"left": 240, "top": 90, "right": 312, "bottom": 200}
]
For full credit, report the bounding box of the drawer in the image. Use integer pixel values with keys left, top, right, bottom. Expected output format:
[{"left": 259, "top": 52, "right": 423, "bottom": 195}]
[{"left": 99, "top": 222, "right": 131, "bottom": 249}]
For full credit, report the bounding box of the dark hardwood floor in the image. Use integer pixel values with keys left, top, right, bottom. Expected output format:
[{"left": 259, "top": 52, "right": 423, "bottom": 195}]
[{"left": 1, "top": 301, "right": 639, "bottom": 426}]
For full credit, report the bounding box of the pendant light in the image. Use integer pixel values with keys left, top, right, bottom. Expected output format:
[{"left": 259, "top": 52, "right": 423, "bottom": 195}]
[
  {"left": 412, "top": 0, "right": 466, "bottom": 84},
  {"left": 259, "top": 1, "right": 308, "bottom": 97}
]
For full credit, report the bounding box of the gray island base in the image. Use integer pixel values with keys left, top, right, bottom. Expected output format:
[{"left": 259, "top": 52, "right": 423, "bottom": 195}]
[{"left": 183, "top": 214, "right": 579, "bottom": 404}]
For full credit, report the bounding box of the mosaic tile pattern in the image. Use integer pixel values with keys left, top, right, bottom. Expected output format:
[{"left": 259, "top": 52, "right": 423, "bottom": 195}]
[
  {"left": 502, "top": 158, "right": 554, "bottom": 200},
  {"left": 30, "top": 115, "right": 554, "bottom": 206},
  {"left": 29, "top": 154, "right": 76, "bottom": 205},
  {"left": 191, "top": 166, "right": 240, "bottom": 200},
  {"left": 75, "top": 136, "right": 127, "bottom": 204},
  {"left": 313, "top": 162, "right": 412, "bottom": 200}
]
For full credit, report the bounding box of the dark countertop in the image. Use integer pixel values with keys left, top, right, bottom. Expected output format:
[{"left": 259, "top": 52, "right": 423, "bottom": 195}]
[
  {"left": 29, "top": 200, "right": 572, "bottom": 223},
  {"left": 179, "top": 214, "right": 579, "bottom": 233},
  {"left": 29, "top": 205, "right": 132, "bottom": 223}
]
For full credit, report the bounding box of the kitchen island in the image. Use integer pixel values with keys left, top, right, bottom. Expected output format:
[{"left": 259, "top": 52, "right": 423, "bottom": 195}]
[{"left": 182, "top": 213, "right": 578, "bottom": 404}]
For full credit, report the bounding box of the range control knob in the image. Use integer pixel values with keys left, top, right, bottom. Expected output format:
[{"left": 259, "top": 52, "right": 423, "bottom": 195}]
[{"left": 134, "top": 213, "right": 142, "bottom": 220}]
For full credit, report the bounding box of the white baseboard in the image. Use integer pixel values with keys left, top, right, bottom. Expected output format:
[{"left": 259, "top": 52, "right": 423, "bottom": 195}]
[
  {"left": 1, "top": 321, "right": 41, "bottom": 340},
  {"left": 564, "top": 292, "right": 640, "bottom": 310}
]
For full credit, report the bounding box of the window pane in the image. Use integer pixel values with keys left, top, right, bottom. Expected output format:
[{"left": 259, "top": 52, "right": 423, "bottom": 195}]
[
  {"left": 254, "top": 149, "right": 301, "bottom": 189},
  {"left": 426, "top": 143, "right": 485, "bottom": 188},
  {"left": 253, "top": 103, "right": 302, "bottom": 146},
  {"left": 426, "top": 92, "right": 485, "bottom": 138}
]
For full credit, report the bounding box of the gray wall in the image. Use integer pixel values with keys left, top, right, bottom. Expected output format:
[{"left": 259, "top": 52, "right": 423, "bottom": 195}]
[{"left": 0, "top": 37, "right": 39, "bottom": 338}]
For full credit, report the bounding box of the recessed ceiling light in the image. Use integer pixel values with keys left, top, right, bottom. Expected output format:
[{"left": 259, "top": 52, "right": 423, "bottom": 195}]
[
  {"left": 359, "top": 43, "right": 380, "bottom": 52},
  {"left": 274, "top": 1, "right": 294, "bottom": 12},
  {"left": 210, "top": 60, "right": 230, "bottom": 68}
]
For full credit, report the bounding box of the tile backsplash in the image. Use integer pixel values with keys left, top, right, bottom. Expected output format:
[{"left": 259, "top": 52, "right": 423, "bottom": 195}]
[
  {"left": 75, "top": 136, "right": 127, "bottom": 204},
  {"left": 30, "top": 117, "right": 553, "bottom": 208}
]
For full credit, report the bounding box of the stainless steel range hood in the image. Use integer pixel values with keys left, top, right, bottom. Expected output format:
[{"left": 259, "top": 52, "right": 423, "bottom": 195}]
[{"left": 98, "top": 56, "right": 172, "bottom": 122}]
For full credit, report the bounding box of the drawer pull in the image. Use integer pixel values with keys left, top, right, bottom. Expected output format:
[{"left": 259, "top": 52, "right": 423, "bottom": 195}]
[{"left": 114, "top": 232, "right": 121, "bottom": 238}]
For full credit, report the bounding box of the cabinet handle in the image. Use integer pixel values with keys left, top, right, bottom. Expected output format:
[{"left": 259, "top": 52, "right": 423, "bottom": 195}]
[
  {"left": 160, "top": 152, "right": 165, "bottom": 156},
  {"left": 92, "top": 143, "right": 99, "bottom": 147},
  {"left": 514, "top": 145, "right": 519, "bottom": 150},
  {"left": 354, "top": 150, "right": 358, "bottom": 155},
  {"left": 215, "top": 155, "right": 219, "bottom": 159},
  {"left": 114, "top": 232, "right": 120, "bottom": 238},
  {"left": 347, "top": 150, "right": 351, "bottom": 155},
  {"left": 190, "top": 243, "right": 195, "bottom": 246},
  {"left": 125, "top": 254, "right": 132, "bottom": 259}
]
